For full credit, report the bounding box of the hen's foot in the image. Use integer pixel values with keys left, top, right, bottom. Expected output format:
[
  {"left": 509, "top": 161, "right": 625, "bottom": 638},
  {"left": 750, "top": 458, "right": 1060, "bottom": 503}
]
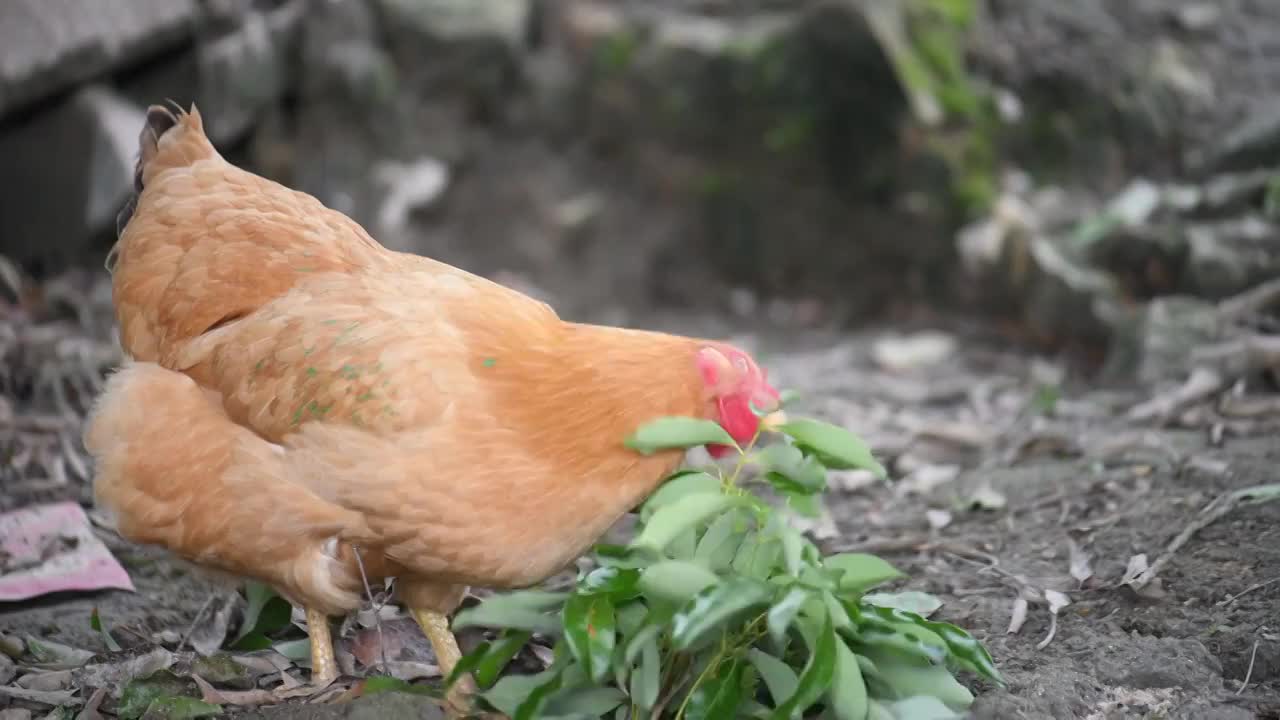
[
  {"left": 410, "top": 607, "right": 476, "bottom": 715},
  {"left": 305, "top": 606, "right": 339, "bottom": 685}
]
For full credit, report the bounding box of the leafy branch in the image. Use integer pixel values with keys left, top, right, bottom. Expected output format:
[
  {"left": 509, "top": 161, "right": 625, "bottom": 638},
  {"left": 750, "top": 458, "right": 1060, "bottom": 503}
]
[{"left": 450, "top": 398, "right": 1002, "bottom": 719}]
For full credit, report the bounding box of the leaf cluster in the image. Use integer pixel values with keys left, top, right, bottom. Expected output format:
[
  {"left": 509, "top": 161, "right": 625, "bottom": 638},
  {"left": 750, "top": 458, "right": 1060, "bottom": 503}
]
[{"left": 451, "top": 408, "right": 1002, "bottom": 719}]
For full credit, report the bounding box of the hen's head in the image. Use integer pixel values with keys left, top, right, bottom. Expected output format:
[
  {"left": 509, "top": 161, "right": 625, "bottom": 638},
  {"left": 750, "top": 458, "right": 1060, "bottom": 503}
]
[{"left": 696, "top": 344, "right": 784, "bottom": 458}]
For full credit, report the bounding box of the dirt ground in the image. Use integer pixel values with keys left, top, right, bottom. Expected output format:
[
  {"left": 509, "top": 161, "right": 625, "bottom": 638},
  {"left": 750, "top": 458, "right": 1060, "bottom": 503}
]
[{"left": 2, "top": 282, "right": 1278, "bottom": 718}]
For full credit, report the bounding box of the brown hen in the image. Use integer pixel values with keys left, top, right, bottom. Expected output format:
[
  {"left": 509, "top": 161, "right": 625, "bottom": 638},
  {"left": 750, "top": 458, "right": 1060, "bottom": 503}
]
[{"left": 84, "top": 104, "right": 782, "bottom": 707}]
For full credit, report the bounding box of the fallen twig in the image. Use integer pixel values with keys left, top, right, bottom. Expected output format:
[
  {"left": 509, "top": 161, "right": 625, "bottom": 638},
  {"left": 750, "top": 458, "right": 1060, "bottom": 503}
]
[
  {"left": 1217, "top": 576, "right": 1280, "bottom": 607},
  {"left": 1236, "top": 640, "right": 1260, "bottom": 695},
  {"left": 1128, "top": 367, "right": 1225, "bottom": 424},
  {"left": 1127, "top": 484, "right": 1280, "bottom": 591}
]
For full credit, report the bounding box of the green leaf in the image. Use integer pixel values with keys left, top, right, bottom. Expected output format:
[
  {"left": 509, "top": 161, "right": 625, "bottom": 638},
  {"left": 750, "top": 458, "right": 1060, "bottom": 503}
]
[
  {"left": 449, "top": 630, "right": 531, "bottom": 690},
  {"left": 670, "top": 527, "right": 700, "bottom": 561},
  {"left": 230, "top": 632, "right": 271, "bottom": 652},
  {"left": 233, "top": 582, "right": 289, "bottom": 646},
  {"left": 685, "top": 657, "right": 746, "bottom": 720},
  {"left": 452, "top": 590, "right": 568, "bottom": 635},
  {"left": 632, "top": 493, "right": 741, "bottom": 556},
  {"left": 578, "top": 566, "right": 641, "bottom": 600},
  {"left": 823, "top": 591, "right": 854, "bottom": 631},
  {"left": 767, "top": 587, "right": 810, "bottom": 647},
  {"left": 481, "top": 669, "right": 559, "bottom": 718},
  {"left": 829, "top": 638, "right": 869, "bottom": 720},
  {"left": 639, "top": 560, "right": 722, "bottom": 604},
  {"left": 118, "top": 671, "right": 194, "bottom": 720},
  {"left": 625, "top": 417, "right": 737, "bottom": 455},
  {"left": 90, "top": 607, "right": 122, "bottom": 652},
  {"left": 884, "top": 695, "right": 965, "bottom": 719},
  {"left": 731, "top": 531, "right": 781, "bottom": 580},
  {"left": 515, "top": 668, "right": 567, "bottom": 720},
  {"left": 616, "top": 601, "right": 648, "bottom": 635},
  {"left": 641, "top": 471, "right": 722, "bottom": 522},
  {"left": 563, "top": 594, "right": 617, "bottom": 684},
  {"left": 746, "top": 649, "right": 798, "bottom": 709},
  {"left": 191, "top": 655, "right": 248, "bottom": 685},
  {"left": 444, "top": 640, "right": 489, "bottom": 690},
  {"left": 786, "top": 492, "right": 824, "bottom": 519},
  {"left": 778, "top": 526, "right": 806, "bottom": 578},
  {"left": 672, "top": 577, "right": 775, "bottom": 652},
  {"left": 859, "top": 648, "right": 974, "bottom": 710},
  {"left": 847, "top": 604, "right": 948, "bottom": 666},
  {"left": 141, "top": 696, "right": 222, "bottom": 719},
  {"left": 695, "top": 509, "right": 747, "bottom": 571},
  {"left": 361, "top": 676, "right": 438, "bottom": 696},
  {"left": 769, "top": 613, "right": 837, "bottom": 720},
  {"left": 759, "top": 444, "right": 827, "bottom": 495},
  {"left": 629, "top": 636, "right": 661, "bottom": 711},
  {"left": 912, "top": 617, "right": 1003, "bottom": 685},
  {"left": 624, "top": 604, "right": 675, "bottom": 667},
  {"left": 542, "top": 687, "right": 627, "bottom": 717},
  {"left": 271, "top": 638, "right": 311, "bottom": 663},
  {"left": 778, "top": 418, "right": 887, "bottom": 478},
  {"left": 825, "top": 553, "right": 905, "bottom": 594},
  {"left": 863, "top": 591, "right": 943, "bottom": 617},
  {"left": 851, "top": 602, "right": 1000, "bottom": 681}
]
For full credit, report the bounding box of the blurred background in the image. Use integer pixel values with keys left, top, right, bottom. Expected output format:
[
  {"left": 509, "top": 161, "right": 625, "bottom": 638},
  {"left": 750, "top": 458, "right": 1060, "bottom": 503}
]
[
  {"left": 4, "top": 0, "right": 1278, "bottom": 380},
  {"left": 5, "top": 4, "right": 1280, "bottom": 714}
]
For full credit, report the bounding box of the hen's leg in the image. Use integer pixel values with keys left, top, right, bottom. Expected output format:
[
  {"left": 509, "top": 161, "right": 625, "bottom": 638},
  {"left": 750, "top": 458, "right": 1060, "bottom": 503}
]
[
  {"left": 305, "top": 607, "right": 338, "bottom": 684},
  {"left": 400, "top": 579, "right": 474, "bottom": 712}
]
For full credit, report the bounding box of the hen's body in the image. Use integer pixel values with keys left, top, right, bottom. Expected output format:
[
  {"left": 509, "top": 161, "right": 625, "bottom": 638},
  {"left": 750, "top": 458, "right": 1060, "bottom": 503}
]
[{"left": 85, "top": 106, "right": 751, "bottom": 699}]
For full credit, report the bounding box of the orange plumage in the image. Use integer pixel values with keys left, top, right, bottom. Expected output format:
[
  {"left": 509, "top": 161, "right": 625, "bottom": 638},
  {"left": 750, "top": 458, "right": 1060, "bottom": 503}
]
[{"left": 84, "top": 104, "right": 781, "bottom": 698}]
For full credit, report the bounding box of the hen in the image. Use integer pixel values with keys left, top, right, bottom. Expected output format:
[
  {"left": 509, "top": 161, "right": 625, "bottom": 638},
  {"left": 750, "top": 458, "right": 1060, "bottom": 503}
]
[{"left": 84, "top": 104, "right": 782, "bottom": 705}]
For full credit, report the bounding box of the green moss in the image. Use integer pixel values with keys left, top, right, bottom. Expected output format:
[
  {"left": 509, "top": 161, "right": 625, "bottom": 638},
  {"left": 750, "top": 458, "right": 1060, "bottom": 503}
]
[
  {"left": 595, "top": 30, "right": 639, "bottom": 76},
  {"left": 764, "top": 112, "right": 816, "bottom": 153}
]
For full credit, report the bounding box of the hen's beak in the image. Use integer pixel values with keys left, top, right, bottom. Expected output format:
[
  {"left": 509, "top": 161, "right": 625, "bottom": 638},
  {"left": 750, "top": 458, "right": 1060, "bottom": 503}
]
[{"left": 761, "top": 409, "right": 788, "bottom": 431}]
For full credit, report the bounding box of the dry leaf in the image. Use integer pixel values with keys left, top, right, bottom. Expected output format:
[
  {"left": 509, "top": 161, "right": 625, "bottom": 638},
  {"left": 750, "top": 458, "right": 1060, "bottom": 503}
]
[
  {"left": 925, "top": 509, "right": 953, "bottom": 530},
  {"left": 1067, "top": 539, "right": 1094, "bottom": 585},
  {"left": 187, "top": 593, "right": 236, "bottom": 656},
  {"left": 1007, "top": 595, "right": 1029, "bottom": 634},
  {"left": 1044, "top": 589, "right": 1071, "bottom": 614},
  {"left": 0, "top": 685, "right": 77, "bottom": 706},
  {"left": 17, "top": 670, "right": 72, "bottom": 691},
  {"left": 72, "top": 648, "right": 176, "bottom": 698},
  {"left": 969, "top": 484, "right": 1008, "bottom": 511},
  {"left": 1121, "top": 554, "right": 1149, "bottom": 585},
  {"left": 74, "top": 687, "right": 106, "bottom": 720}
]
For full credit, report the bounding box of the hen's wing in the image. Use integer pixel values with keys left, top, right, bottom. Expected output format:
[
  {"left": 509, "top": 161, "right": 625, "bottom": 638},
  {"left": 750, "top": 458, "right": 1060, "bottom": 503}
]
[{"left": 84, "top": 362, "right": 377, "bottom": 613}]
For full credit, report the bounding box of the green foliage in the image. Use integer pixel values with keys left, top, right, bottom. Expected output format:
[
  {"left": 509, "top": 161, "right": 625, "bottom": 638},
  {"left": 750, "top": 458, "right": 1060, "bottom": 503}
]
[
  {"left": 451, "top": 407, "right": 1002, "bottom": 718},
  {"left": 231, "top": 581, "right": 294, "bottom": 650},
  {"left": 90, "top": 607, "right": 122, "bottom": 652},
  {"left": 864, "top": 0, "right": 999, "bottom": 217},
  {"left": 118, "top": 671, "right": 212, "bottom": 720}
]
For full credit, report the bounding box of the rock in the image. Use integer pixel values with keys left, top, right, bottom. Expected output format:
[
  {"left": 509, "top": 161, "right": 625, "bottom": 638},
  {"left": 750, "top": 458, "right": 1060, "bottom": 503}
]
[
  {"left": 0, "top": 0, "right": 196, "bottom": 118},
  {"left": 1192, "top": 98, "right": 1280, "bottom": 173},
  {"left": 373, "top": 157, "right": 451, "bottom": 236},
  {"left": 194, "top": 0, "right": 306, "bottom": 143},
  {"left": 376, "top": 0, "right": 533, "bottom": 47},
  {"left": 0, "top": 86, "right": 143, "bottom": 270}
]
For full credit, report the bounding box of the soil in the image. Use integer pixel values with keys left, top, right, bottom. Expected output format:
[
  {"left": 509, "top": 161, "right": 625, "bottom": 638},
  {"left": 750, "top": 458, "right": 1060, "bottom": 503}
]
[{"left": 2, "top": 292, "right": 1278, "bottom": 719}]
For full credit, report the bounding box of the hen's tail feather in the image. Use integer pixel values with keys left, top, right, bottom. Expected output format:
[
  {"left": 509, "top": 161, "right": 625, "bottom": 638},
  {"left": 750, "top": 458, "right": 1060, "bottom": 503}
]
[{"left": 85, "top": 362, "right": 379, "bottom": 614}]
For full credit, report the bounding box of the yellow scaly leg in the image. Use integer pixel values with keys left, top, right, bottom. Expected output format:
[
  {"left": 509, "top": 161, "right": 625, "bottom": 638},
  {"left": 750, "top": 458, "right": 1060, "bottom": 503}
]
[
  {"left": 410, "top": 607, "right": 476, "bottom": 713},
  {"left": 306, "top": 607, "right": 338, "bottom": 684}
]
